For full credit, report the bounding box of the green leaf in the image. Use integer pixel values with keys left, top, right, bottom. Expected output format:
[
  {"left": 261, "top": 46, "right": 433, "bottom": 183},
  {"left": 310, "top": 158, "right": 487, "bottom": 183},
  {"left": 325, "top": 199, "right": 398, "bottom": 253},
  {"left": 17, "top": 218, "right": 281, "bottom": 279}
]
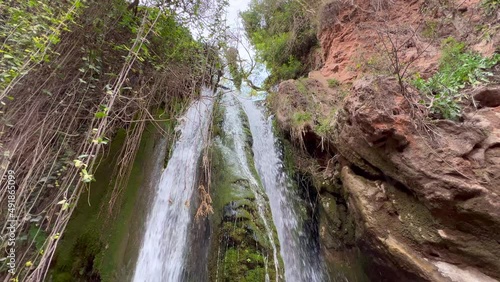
[{"left": 95, "top": 112, "right": 107, "bottom": 119}]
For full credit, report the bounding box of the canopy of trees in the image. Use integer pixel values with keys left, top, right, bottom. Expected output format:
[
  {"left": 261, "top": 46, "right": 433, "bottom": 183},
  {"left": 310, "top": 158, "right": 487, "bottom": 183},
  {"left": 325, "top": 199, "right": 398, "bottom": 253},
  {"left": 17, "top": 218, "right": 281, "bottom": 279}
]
[{"left": 241, "top": 0, "right": 318, "bottom": 86}]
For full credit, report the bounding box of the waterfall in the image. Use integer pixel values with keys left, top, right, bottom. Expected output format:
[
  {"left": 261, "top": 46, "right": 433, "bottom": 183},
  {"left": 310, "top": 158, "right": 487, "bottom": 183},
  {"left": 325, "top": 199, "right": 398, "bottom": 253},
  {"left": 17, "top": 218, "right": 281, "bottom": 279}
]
[
  {"left": 133, "top": 87, "right": 327, "bottom": 282},
  {"left": 240, "top": 96, "right": 328, "bottom": 282},
  {"left": 132, "top": 88, "right": 214, "bottom": 282},
  {"left": 217, "top": 93, "right": 281, "bottom": 280}
]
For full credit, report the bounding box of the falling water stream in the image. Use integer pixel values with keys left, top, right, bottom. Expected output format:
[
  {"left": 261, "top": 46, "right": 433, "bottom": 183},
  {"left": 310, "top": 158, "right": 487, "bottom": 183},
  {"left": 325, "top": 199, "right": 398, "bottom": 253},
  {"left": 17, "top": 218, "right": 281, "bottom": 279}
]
[
  {"left": 133, "top": 88, "right": 327, "bottom": 281},
  {"left": 133, "top": 88, "right": 214, "bottom": 282},
  {"left": 241, "top": 96, "right": 328, "bottom": 282},
  {"left": 217, "top": 93, "right": 281, "bottom": 281}
]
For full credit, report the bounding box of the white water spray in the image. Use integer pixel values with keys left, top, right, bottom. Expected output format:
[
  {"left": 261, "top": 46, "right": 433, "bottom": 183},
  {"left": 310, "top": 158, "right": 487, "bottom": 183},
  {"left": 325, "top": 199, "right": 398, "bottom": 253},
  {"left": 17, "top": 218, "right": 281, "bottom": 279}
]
[
  {"left": 133, "top": 88, "right": 214, "bottom": 282},
  {"left": 241, "top": 96, "right": 327, "bottom": 282}
]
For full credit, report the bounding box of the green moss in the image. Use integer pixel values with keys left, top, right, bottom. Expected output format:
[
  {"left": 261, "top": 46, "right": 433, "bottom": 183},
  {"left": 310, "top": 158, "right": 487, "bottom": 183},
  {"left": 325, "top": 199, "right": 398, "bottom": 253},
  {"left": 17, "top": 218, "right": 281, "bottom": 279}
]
[
  {"left": 50, "top": 129, "right": 126, "bottom": 281},
  {"left": 208, "top": 99, "right": 283, "bottom": 281},
  {"left": 96, "top": 127, "right": 158, "bottom": 280},
  {"left": 239, "top": 108, "right": 264, "bottom": 185},
  {"left": 212, "top": 97, "right": 226, "bottom": 138},
  {"left": 50, "top": 109, "right": 174, "bottom": 281},
  {"left": 221, "top": 248, "right": 269, "bottom": 282},
  {"left": 209, "top": 148, "right": 279, "bottom": 280}
]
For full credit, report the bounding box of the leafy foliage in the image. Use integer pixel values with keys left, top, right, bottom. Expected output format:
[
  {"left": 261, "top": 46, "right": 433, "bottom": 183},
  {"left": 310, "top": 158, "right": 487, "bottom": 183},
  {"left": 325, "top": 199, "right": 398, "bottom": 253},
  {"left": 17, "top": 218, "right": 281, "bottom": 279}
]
[
  {"left": 0, "top": 0, "right": 84, "bottom": 94},
  {"left": 241, "top": 0, "right": 318, "bottom": 86},
  {"left": 413, "top": 37, "right": 499, "bottom": 119},
  {"left": 0, "top": 0, "right": 228, "bottom": 280},
  {"left": 118, "top": 6, "right": 213, "bottom": 71}
]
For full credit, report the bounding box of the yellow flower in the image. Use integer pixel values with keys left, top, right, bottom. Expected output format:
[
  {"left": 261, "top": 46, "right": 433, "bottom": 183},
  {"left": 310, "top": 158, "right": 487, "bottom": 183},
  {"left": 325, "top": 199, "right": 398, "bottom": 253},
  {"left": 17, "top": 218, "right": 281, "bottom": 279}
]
[
  {"left": 80, "top": 169, "right": 94, "bottom": 183},
  {"left": 73, "top": 159, "right": 85, "bottom": 168}
]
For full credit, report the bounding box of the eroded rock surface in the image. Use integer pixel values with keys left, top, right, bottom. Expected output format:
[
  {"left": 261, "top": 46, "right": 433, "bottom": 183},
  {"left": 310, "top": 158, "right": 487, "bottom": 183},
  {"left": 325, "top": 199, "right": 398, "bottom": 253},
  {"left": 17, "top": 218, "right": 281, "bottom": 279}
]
[
  {"left": 335, "top": 76, "right": 500, "bottom": 280},
  {"left": 267, "top": 0, "right": 500, "bottom": 279},
  {"left": 272, "top": 74, "right": 500, "bottom": 281}
]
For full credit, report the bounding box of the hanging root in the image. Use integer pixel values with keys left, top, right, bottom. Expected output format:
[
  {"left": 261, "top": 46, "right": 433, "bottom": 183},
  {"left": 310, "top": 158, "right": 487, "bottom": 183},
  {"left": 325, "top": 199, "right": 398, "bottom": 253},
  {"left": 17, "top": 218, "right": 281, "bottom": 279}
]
[{"left": 196, "top": 184, "right": 214, "bottom": 219}]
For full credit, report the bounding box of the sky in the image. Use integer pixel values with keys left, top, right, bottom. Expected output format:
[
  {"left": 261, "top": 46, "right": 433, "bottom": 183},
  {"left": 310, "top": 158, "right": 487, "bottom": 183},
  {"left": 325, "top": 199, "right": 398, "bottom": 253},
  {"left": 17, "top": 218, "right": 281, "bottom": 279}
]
[
  {"left": 225, "top": 0, "right": 269, "bottom": 89},
  {"left": 226, "top": 0, "right": 251, "bottom": 27}
]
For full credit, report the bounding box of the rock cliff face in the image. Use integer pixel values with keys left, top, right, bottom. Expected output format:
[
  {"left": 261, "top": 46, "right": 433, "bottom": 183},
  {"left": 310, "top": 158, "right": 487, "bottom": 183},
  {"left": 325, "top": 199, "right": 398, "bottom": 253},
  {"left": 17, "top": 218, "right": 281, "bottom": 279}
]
[
  {"left": 317, "top": 0, "right": 499, "bottom": 83},
  {"left": 269, "top": 1, "right": 500, "bottom": 280},
  {"left": 273, "top": 75, "right": 500, "bottom": 281},
  {"left": 337, "top": 76, "right": 500, "bottom": 281}
]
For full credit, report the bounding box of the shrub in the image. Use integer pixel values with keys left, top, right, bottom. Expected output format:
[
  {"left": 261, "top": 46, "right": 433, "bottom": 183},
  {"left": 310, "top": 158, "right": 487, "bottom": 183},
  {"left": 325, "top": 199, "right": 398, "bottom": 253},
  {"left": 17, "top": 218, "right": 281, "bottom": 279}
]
[
  {"left": 316, "top": 118, "right": 332, "bottom": 135},
  {"left": 413, "top": 37, "right": 499, "bottom": 119},
  {"left": 0, "top": 0, "right": 84, "bottom": 95},
  {"left": 241, "top": 0, "right": 318, "bottom": 86},
  {"left": 292, "top": 111, "right": 312, "bottom": 125}
]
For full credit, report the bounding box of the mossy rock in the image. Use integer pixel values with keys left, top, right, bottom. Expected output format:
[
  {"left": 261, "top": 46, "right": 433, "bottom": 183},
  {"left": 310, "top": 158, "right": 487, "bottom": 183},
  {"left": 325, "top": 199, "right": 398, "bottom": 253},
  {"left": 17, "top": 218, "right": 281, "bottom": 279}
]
[
  {"left": 49, "top": 113, "right": 174, "bottom": 281},
  {"left": 208, "top": 98, "right": 283, "bottom": 281}
]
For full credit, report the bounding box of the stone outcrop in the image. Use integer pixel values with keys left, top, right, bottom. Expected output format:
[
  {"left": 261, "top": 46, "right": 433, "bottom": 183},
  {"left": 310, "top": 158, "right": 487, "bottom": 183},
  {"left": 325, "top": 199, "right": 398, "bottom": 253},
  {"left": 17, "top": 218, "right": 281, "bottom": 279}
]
[
  {"left": 271, "top": 74, "right": 500, "bottom": 281},
  {"left": 268, "top": 0, "right": 500, "bottom": 279},
  {"left": 332, "top": 76, "right": 500, "bottom": 280},
  {"left": 473, "top": 86, "right": 500, "bottom": 108}
]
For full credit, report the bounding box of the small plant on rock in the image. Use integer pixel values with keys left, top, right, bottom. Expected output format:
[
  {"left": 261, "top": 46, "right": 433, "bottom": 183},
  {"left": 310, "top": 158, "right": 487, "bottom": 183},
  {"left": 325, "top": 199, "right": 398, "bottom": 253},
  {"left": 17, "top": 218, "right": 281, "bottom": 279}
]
[
  {"left": 292, "top": 112, "right": 312, "bottom": 125},
  {"left": 412, "top": 37, "right": 500, "bottom": 119},
  {"left": 481, "top": 0, "right": 499, "bottom": 15},
  {"left": 327, "top": 78, "right": 340, "bottom": 88}
]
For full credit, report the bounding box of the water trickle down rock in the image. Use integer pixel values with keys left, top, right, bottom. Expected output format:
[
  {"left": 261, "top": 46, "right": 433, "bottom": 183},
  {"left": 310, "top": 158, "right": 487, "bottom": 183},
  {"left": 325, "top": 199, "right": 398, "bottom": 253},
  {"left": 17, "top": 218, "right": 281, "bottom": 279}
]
[{"left": 208, "top": 93, "right": 283, "bottom": 282}]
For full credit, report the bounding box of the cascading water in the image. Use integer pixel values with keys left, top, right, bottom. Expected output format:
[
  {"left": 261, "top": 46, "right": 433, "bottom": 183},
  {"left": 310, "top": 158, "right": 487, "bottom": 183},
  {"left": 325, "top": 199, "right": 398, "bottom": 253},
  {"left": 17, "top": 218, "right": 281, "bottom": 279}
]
[
  {"left": 133, "top": 88, "right": 214, "bottom": 282},
  {"left": 217, "top": 93, "right": 281, "bottom": 281},
  {"left": 133, "top": 86, "right": 328, "bottom": 281},
  {"left": 240, "top": 96, "right": 328, "bottom": 282}
]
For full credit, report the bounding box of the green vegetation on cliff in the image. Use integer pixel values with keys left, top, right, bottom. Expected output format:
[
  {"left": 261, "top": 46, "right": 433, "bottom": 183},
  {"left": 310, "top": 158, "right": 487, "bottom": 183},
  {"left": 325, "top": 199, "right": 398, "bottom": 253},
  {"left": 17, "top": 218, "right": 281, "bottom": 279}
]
[
  {"left": 207, "top": 96, "right": 283, "bottom": 281},
  {"left": 0, "top": 0, "right": 227, "bottom": 280},
  {"left": 413, "top": 37, "right": 499, "bottom": 119}
]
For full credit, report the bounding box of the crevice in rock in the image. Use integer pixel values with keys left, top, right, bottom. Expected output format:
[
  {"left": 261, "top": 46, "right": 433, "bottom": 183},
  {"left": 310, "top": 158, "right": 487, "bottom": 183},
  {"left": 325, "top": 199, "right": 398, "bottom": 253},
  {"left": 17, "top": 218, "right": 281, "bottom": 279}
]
[{"left": 349, "top": 163, "right": 384, "bottom": 182}]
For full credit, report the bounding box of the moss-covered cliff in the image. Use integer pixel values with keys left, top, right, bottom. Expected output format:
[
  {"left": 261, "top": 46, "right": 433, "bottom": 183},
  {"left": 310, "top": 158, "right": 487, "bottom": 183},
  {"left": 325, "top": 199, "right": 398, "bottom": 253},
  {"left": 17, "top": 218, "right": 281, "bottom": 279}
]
[{"left": 207, "top": 95, "right": 284, "bottom": 281}]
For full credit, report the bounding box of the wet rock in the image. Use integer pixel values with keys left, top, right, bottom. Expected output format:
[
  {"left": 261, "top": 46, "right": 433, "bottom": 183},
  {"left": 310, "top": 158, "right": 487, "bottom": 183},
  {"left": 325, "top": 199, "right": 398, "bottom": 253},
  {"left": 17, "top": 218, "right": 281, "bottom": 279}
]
[
  {"left": 319, "top": 193, "right": 343, "bottom": 250},
  {"left": 341, "top": 167, "right": 443, "bottom": 281},
  {"left": 433, "top": 261, "right": 498, "bottom": 282},
  {"left": 207, "top": 98, "right": 283, "bottom": 281}
]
